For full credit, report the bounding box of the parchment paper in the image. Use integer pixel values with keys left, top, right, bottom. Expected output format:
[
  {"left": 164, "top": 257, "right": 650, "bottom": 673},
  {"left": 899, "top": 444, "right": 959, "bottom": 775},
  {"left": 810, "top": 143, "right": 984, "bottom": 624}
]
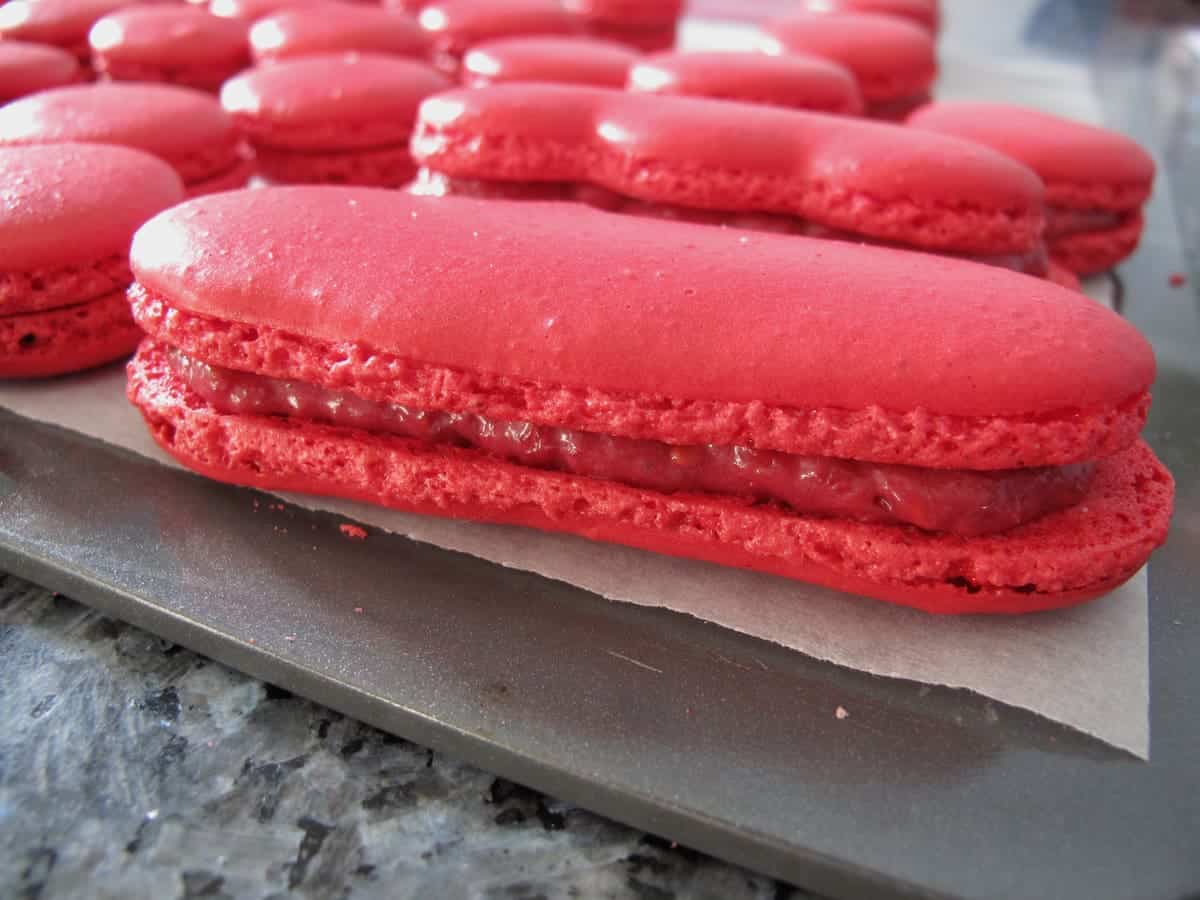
[{"left": 0, "top": 30, "right": 1152, "bottom": 758}]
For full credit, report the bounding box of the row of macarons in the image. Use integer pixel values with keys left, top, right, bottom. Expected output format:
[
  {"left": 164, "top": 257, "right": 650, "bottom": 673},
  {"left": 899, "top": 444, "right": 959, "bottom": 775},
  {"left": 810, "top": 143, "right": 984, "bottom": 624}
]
[{"left": 0, "top": 0, "right": 939, "bottom": 98}]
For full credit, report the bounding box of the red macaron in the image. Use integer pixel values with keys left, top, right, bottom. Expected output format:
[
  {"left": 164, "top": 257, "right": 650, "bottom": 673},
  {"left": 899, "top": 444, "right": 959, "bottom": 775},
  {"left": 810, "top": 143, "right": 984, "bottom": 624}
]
[
  {"left": 411, "top": 0, "right": 576, "bottom": 74},
  {"left": 0, "top": 0, "right": 143, "bottom": 64},
  {"left": 1, "top": 142, "right": 183, "bottom": 378},
  {"left": 220, "top": 52, "right": 449, "bottom": 185},
  {"left": 792, "top": 0, "right": 940, "bottom": 32},
  {"left": 88, "top": 4, "right": 250, "bottom": 92},
  {"left": 908, "top": 102, "right": 1157, "bottom": 275},
  {"left": 563, "top": 0, "right": 681, "bottom": 52},
  {"left": 0, "top": 82, "right": 254, "bottom": 195},
  {"left": 0, "top": 40, "right": 81, "bottom": 103},
  {"left": 462, "top": 36, "right": 637, "bottom": 88},
  {"left": 249, "top": 4, "right": 428, "bottom": 64},
  {"left": 763, "top": 12, "right": 937, "bottom": 120}
]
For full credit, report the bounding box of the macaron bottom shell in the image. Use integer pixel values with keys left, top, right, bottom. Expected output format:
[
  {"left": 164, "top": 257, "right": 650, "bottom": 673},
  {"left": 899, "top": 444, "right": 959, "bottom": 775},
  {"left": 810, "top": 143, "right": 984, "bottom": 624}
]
[
  {"left": 184, "top": 153, "right": 257, "bottom": 197},
  {"left": 1049, "top": 212, "right": 1145, "bottom": 276},
  {"left": 252, "top": 144, "right": 419, "bottom": 187},
  {"left": 95, "top": 58, "right": 245, "bottom": 93},
  {"left": 128, "top": 339, "right": 1173, "bottom": 616},
  {"left": 1, "top": 289, "right": 143, "bottom": 378}
]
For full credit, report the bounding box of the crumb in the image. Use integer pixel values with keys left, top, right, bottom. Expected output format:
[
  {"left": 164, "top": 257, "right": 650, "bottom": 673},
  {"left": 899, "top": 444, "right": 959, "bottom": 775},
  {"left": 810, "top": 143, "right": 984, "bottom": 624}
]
[
  {"left": 247, "top": 638, "right": 256, "bottom": 645},
  {"left": 1169, "top": 272, "right": 1187, "bottom": 287},
  {"left": 835, "top": 706, "right": 850, "bottom": 720},
  {"left": 339, "top": 523, "right": 368, "bottom": 540},
  {"left": 353, "top": 606, "right": 364, "bottom": 615},
  {"left": 285, "top": 634, "right": 296, "bottom": 642}
]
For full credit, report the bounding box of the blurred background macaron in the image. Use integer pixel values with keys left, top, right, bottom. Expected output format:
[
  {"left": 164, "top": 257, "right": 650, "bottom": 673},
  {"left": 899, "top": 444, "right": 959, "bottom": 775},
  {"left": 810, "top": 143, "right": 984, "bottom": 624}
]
[
  {"left": 0, "top": 40, "right": 81, "bottom": 103},
  {"left": 88, "top": 4, "right": 250, "bottom": 92},
  {"left": 249, "top": 3, "right": 427, "bottom": 64},
  {"left": 0, "top": 142, "right": 183, "bottom": 378},
  {"left": 562, "top": 0, "right": 682, "bottom": 52},
  {"left": 220, "top": 52, "right": 448, "bottom": 186},
  {"left": 0, "top": 0, "right": 142, "bottom": 66},
  {"left": 791, "top": 0, "right": 940, "bottom": 33},
  {"left": 462, "top": 35, "right": 637, "bottom": 88},
  {"left": 0, "top": 82, "right": 254, "bottom": 195}
]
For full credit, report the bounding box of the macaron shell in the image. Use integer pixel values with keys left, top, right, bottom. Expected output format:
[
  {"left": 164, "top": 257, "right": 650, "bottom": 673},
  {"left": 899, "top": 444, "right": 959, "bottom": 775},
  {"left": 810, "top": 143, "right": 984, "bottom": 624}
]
[
  {"left": 208, "top": 0, "right": 324, "bottom": 21},
  {"left": 0, "top": 0, "right": 138, "bottom": 56},
  {"left": 578, "top": 20, "right": 675, "bottom": 53},
  {"left": 1, "top": 289, "right": 142, "bottom": 377},
  {"left": 221, "top": 53, "right": 449, "bottom": 150},
  {"left": 463, "top": 36, "right": 638, "bottom": 88},
  {"left": 129, "top": 188, "right": 1152, "bottom": 469},
  {"left": 1049, "top": 213, "right": 1145, "bottom": 276},
  {"left": 0, "top": 83, "right": 241, "bottom": 180},
  {"left": 128, "top": 340, "right": 1173, "bottom": 615},
  {"left": 1, "top": 142, "right": 184, "bottom": 271},
  {"left": 0, "top": 41, "right": 81, "bottom": 103},
  {"left": 413, "top": 84, "right": 1045, "bottom": 254},
  {"left": 907, "top": 102, "right": 1156, "bottom": 209},
  {"left": 253, "top": 142, "right": 419, "bottom": 186},
  {"left": 417, "top": 0, "right": 576, "bottom": 63},
  {"left": 628, "top": 51, "right": 864, "bottom": 115},
  {"left": 183, "top": 152, "right": 256, "bottom": 196},
  {"left": 0, "top": 253, "right": 130, "bottom": 314},
  {"left": 249, "top": 5, "right": 428, "bottom": 63},
  {"left": 794, "top": 0, "right": 940, "bottom": 32},
  {"left": 561, "top": 0, "right": 682, "bottom": 26},
  {"left": 88, "top": 5, "right": 249, "bottom": 70},
  {"left": 764, "top": 12, "right": 937, "bottom": 103}
]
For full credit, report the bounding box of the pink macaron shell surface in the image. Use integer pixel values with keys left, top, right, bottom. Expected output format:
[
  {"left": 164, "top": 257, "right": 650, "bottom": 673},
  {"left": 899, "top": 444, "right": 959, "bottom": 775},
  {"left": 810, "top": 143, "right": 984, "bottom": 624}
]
[{"left": 249, "top": 4, "right": 427, "bottom": 63}]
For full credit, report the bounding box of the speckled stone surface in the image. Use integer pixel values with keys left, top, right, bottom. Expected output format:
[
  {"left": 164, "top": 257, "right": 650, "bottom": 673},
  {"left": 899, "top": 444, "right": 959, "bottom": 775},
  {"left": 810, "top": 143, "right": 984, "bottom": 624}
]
[{"left": 0, "top": 573, "right": 814, "bottom": 900}]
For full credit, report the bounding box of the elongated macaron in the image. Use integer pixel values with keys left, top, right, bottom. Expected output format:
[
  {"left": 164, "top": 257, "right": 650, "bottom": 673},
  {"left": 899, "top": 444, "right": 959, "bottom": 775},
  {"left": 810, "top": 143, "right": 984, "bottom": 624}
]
[
  {"left": 411, "top": 0, "right": 575, "bottom": 74},
  {"left": 627, "top": 51, "right": 863, "bottom": 116},
  {"left": 0, "top": 40, "right": 81, "bottom": 103},
  {"left": 2, "top": 142, "right": 183, "bottom": 378},
  {"left": 88, "top": 4, "right": 250, "bottom": 92},
  {"left": 126, "top": 187, "right": 1172, "bottom": 614},
  {"left": 0, "top": 82, "right": 253, "bottom": 195},
  {"left": 221, "top": 52, "right": 449, "bottom": 186},
  {"left": 463, "top": 36, "right": 637, "bottom": 88},
  {"left": 249, "top": 4, "right": 428, "bottom": 64},
  {"left": 763, "top": 12, "right": 936, "bottom": 119},
  {"left": 908, "top": 102, "right": 1156, "bottom": 275},
  {"left": 411, "top": 84, "right": 1048, "bottom": 270},
  {"left": 0, "top": 0, "right": 136, "bottom": 64},
  {"left": 793, "top": 0, "right": 940, "bottom": 32}
]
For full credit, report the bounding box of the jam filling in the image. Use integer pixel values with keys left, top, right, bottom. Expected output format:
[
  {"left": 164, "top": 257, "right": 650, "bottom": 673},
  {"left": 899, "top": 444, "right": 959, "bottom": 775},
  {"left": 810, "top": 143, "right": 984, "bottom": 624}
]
[
  {"left": 1045, "top": 206, "right": 1125, "bottom": 239},
  {"left": 170, "top": 349, "right": 1093, "bottom": 536}
]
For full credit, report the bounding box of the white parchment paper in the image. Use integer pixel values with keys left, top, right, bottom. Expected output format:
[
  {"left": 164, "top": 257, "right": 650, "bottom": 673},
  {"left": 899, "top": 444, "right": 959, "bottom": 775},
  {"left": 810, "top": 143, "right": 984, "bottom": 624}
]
[{"left": 0, "top": 29, "right": 1152, "bottom": 758}]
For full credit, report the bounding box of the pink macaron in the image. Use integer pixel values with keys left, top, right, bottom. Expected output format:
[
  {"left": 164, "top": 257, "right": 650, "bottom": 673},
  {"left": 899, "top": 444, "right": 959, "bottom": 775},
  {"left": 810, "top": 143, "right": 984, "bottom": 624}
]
[
  {"left": 0, "top": 0, "right": 140, "bottom": 64},
  {"left": 411, "top": 0, "right": 576, "bottom": 74},
  {"left": 563, "top": 0, "right": 681, "bottom": 51},
  {"left": 208, "top": 0, "right": 324, "bottom": 22},
  {"left": 763, "top": 12, "right": 937, "bottom": 120},
  {"left": 792, "top": 0, "right": 940, "bottom": 32},
  {"left": 220, "top": 52, "right": 449, "bottom": 185},
  {"left": 249, "top": 4, "right": 427, "bottom": 64},
  {"left": 88, "top": 5, "right": 250, "bottom": 92},
  {"left": 1, "top": 142, "right": 183, "bottom": 378},
  {"left": 0, "top": 82, "right": 254, "bottom": 195},
  {"left": 462, "top": 36, "right": 637, "bottom": 88},
  {"left": 628, "top": 51, "right": 863, "bottom": 116},
  {"left": 0, "top": 40, "right": 81, "bottom": 103}
]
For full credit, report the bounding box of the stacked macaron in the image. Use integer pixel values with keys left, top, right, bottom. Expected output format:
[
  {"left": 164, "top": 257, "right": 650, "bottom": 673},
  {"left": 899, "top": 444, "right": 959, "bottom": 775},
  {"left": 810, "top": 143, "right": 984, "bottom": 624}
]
[
  {"left": 220, "top": 52, "right": 449, "bottom": 185},
  {"left": 1, "top": 142, "right": 182, "bottom": 377},
  {"left": 908, "top": 102, "right": 1156, "bottom": 275},
  {"left": 88, "top": 4, "right": 250, "bottom": 91},
  {"left": 0, "top": 82, "right": 254, "bottom": 195}
]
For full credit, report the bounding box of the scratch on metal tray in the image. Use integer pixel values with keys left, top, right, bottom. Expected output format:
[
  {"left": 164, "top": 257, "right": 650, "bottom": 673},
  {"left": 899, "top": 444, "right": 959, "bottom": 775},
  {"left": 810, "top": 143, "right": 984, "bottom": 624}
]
[{"left": 605, "top": 650, "right": 663, "bottom": 674}]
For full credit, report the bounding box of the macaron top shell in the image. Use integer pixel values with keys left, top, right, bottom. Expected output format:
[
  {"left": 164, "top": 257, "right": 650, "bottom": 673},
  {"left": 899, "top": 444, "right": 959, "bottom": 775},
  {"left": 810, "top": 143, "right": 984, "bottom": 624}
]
[
  {"left": 0, "top": 0, "right": 134, "bottom": 49},
  {"left": 417, "top": 0, "right": 575, "bottom": 59},
  {"left": 88, "top": 5, "right": 250, "bottom": 68},
  {"left": 764, "top": 12, "right": 936, "bottom": 102},
  {"left": 0, "top": 40, "right": 80, "bottom": 102},
  {"left": 561, "top": 0, "right": 683, "bottom": 26},
  {"left": 249, "top": 5, "right": 427, "bottom": 63},
  {"left": 208, "top": 0, "right": 324, "bottom": 21},
  {"left": 220, "top": 53, "right": 449, "bottom": 148},
  {"left": 131, "top": 187, "right": 1153, "bottom": 432},
  {"left": 907, "top": 102, "right": 1156, "bottom": 208},
  {"left": 0, "top": 83, "right": 239, "bottom": 175},
  {"left": 793, "top": 0, "right": 940, "bottom": 32},
  {"left": 628, "top": 51, "right": 863, "bottom": 115},
  {"left": 1, "top": 142, "right": 183, "bottom": 270},
  {"left": 463, "top": 36, "right": 637, "bottom": 88}
]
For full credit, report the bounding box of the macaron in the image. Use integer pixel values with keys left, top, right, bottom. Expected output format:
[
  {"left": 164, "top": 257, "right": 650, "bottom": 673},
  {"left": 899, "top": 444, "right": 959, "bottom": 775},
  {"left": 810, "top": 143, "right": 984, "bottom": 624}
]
[
  {"left": 563, "top": 0, "right": 681, "bottom": 52},
  {"left": 1, "top": 142, "right": 183, "bottom": 378},
  {"left": 0, "top": 40, "right": 81, "bottom": 103},
  {"left": 220, "top": 52, "right": 449, "bottom": 185},
  {"left": 88, "top": 5, "right": 250, "bottom": 92},
  {"left": 627, "top": 51, "right": 864, "bottom": 116},
  {"left": 763, "top": 12, "right": 937, "bottom": 120},
  {"left": 0, "top": 0, "right": 136, "bottom": 64},
  {"left": 249, "top": 4, "right": 428, "bottom": 64},
  {"left": 462, "top": 36, "right": 637, "bottom": 88},
  {"left": 792, "top": 0, "right": 940, "bottom": 32},
  {"left": 907, "top": 102, "right": 1156, "bottom": 275},
  {"left": 207, "top": 0, "right": 323, "bottom": 21},
  {"left": 0, "top": 82, "right": 254, "bottom": 195},
  {"left": 411, "top": 0, "right": 575, "bottom": 73}
]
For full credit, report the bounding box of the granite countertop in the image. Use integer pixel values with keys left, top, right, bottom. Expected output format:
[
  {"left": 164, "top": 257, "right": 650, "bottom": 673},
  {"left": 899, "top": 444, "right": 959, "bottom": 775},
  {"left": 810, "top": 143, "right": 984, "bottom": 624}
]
[{"left": 0, "top": 573, "right": 814, "bottom": 900}]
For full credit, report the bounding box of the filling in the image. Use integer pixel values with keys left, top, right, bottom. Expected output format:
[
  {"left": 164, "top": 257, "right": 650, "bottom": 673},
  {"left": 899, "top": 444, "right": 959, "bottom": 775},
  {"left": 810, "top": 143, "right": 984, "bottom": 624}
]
[
  {"left": 411, "top": 171, "right": 1050, "bottom": 277},
  {"left": 1045, "top": 206, "right": 1126, "bottom": 239},
  {"left": 169, "top": 348, "right": 1094, "bottom": 537}
]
